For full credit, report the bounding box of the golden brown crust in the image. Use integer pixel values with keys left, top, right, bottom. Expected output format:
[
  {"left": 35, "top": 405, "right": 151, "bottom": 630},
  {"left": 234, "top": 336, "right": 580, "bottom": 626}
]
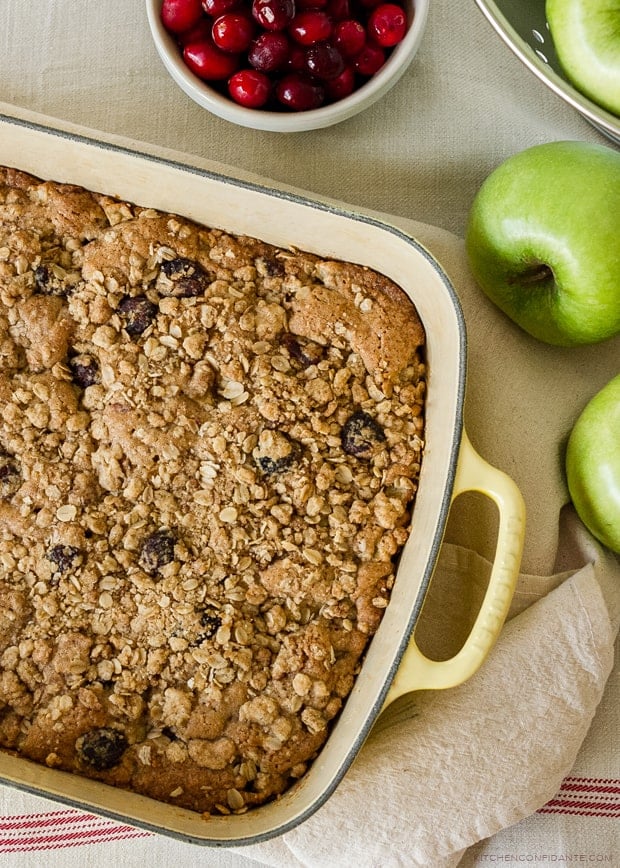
[{"left": 0, "top": 167, "right": 426, "bottom": 815}]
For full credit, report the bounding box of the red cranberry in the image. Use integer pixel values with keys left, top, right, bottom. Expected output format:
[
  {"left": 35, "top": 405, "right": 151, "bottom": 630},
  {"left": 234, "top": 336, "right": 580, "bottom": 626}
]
[
  {"left": 252, "top": 0, "right": 296, "bottom": 31},
  {"left": 228, "top": 69, "right": 272, "bottom": 106},
  {"left": 169, "top": 0, "right": 410, "bottom": 113},
  {"left": 353, "top": 41, "right": 385, "bottom": 75},
  {"left": 177, "top": 18, "right": 212, "bottom": 46},
  {"left": 304, "top": 41, "right": 345, "bottom": 80},
  {"left": 333, "top": 19, "right": 365, "bottom": 58},
  {"left": 201, "top": 0, "right": 240, "bottom": 15},
  {"left": 289, "top": 10, "right": 332, "bottom": 45},
  {"left": 183, "top": 39, "right": 241, "bottom": 79},
  {"left": 325, "top": 64, "right": 356, "bottom": 100},
  {"left": 326, "top": 0, "right": 351, "bottom": 18},
  {"left": 249, "top": 31, "right": 291, "bottom": 71},
  {"left": 161, "top": 0, "right": 204, "bottom": 33},
  {"left": 212, "top": 12, "right": 256, "bottom": 52},
  {"left": 367, "top": 3, "right": 407, "bottom": 47},
  {"left": 276, "top": 73, "right": 325, "bottom": 109},
  {"left": 288, "top": 43, "right": 307, "bottom": 70}
]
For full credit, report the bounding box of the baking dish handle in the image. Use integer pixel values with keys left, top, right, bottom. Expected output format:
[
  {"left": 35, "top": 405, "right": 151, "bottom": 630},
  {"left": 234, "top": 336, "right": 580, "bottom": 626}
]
[{"left": 383, "top": 428, "right": 525, "bottom": 706}]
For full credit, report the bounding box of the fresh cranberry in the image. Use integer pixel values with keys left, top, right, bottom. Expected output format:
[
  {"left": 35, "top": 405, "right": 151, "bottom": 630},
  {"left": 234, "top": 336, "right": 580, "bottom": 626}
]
[
  {"left": 177, "top": 17, "right": 212, "bottom": 46},
  {"left": 304, "top": 41, "right": 345, "bottom": 80},
  {"left": 161, "top": 0, "right": 204, "bottom": 33},
  {"left": 183, "top": 39, "right": 241, "bottom": 79},
  {"left": 325, "top": 64, "right": 356, "bottom": 100},
  {"left": 288, "top": 43, "right": 307, "bottom": 70},
  {"left": 333, "top": 19, "right": 365, "bottom": 58},
  {"left": 201, "top": 0, "right": 240, "bottom": 15},
  {"left": 289, "top": 10, "right": 332, "bottom": 45},
  {"left": 353, "top": 41, "right": 385, "bottom": 75},
  {"left": 252, "top": 0, "right": 296, "bottom": 31},
  {"left": 212, "top": 12, "right": 256, "bottom": 52},
  {"left": 249, "top": 31, "right": 291, "bottom": 71},
  {"left": 169, "top": 0, "right": 409, "bottom": 112},
  {"left": 326, "top": 0, "right": 351, "bottom": 18},
  {"left": 367, "top": 3, "right": 407, "bottom": 47},
  {"left": 228, "top": 69, "right": 272, "bottom": 106},
  {"left": 276, "top": 73, "right": 325, "bottom": 109}
]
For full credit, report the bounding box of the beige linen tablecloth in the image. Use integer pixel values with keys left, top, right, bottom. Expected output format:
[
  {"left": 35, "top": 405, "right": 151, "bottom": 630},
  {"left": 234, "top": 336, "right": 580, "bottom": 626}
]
[{"left": 0, "top": 0, "right": 618, "bottom": 865}]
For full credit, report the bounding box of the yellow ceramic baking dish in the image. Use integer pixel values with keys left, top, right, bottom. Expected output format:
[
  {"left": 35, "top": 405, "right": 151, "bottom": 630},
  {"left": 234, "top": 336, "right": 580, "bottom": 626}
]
[{"left": 0, "top": 107, "right": 525, "bottom": 845}]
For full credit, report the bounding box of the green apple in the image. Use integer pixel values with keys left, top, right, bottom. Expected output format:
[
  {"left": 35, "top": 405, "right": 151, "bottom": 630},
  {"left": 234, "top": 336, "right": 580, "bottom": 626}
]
[
  {"left": 546, "top": 0, "right": 620, "bottom": 117},
  {"left": 465, "top": 140, "right": 620, "bottom": 346},
  {"left": 565, "top": 373, "right": 620, "bottom": 553}
]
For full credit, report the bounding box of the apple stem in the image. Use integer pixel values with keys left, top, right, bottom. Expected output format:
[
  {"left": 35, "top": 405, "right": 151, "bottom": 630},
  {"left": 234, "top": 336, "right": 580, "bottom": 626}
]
[{"left": 510, "top": 264, "right": 554, "bottom": 286}]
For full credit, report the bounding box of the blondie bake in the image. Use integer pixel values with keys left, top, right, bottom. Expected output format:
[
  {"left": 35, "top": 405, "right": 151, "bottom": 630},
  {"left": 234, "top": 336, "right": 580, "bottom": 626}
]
[{"left": 0, "top": 166, "right": 426, "bottom": 815}]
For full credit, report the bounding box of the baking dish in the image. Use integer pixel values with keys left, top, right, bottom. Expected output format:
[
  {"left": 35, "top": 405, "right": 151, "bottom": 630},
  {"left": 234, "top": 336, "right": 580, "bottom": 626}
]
[{"left": 0, "top": 108, "right": 526, "bottom": 846}]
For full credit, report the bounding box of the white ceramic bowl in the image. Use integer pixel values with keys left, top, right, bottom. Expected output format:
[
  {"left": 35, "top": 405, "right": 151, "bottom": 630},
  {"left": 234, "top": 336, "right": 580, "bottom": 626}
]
[
  {"left": 145, "top": 0, "right": 428, "bottom": 132},
  {"left": 475, "top": 0, "right": 620, "bottom": 146}
]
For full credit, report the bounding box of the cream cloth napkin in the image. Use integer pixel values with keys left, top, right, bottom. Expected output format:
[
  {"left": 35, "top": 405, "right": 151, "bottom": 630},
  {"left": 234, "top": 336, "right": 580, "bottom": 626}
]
[{"left": 0, "top": 114, "right": 617, "bottom": 865}]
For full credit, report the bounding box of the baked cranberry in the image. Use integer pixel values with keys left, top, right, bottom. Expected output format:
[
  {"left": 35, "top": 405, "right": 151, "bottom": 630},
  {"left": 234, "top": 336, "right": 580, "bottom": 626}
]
[
  {"left": 368, "top": 3, "right": 407, "bottom": 47},
  {"left": 47, "top": 544, "right": 83, "bottom": 574},
  {"left": 139, "top": 530, "right": 176, "bottom": 574},
  {"left": 353, "top": 40, "right": 385, "bottom": 75},
  {"left": 333, "top": 19, "right": 366, "bottom": 58},
  {"left": 77, "top": 728, "right": 128, "bottom": 771},
  {"left": 289, "top": 10, "right": 332, "bottom": 45},
  {"left": 251, "top": 0, "right": 296, "bottom": 31},
  {"left": 183, "top": 38, "right": 241, "bottom": 79},
  {"left": 228, "top": 69, "right": 272, "bottom": 106},
  {"left": 259, "top": 256, "right": 285, "bottom": 276},
  {"left": 118, "top": 295, "right": 158, "bottom": 336},
  {"left": 158, "top": 257, "right": 209, "bottom": 297},
  {"left": 161, "top": 0, "right": 204, "bottom": 33},
  {"left": 0, "top": 452, "right": 21, "bottom": 497},
  {"left": 34, "top": 264, "right": 68, "bottom": 296},
  {"left": 253, "top": 430, "right": 299, "bottom": 473},
  {"left": 325, "top": 63, "right": 356, "bottom": 100},
  {"left": 199, "top": 609, "right": 223, "bottom": 640},
  {"left": 276, "top": 72, "right": 325, "bottom": 109},
  {"left": 281, "top": 333, "right": 325, "bottom": 366},
  {"left": 305, "top": 41, "right": 345, "bottom": 80},
  {"left": 341, "top": 410, "right": 386, "bottom": 458},
  {"left": 297, "top": 0, "right": 329, "bottom": 7},
  {"left": 212, "top": 12, "right": 256, "bottom": 53},
  {"left": 68, "top": 352, "right": 100, "bottom": 388},
  {"left": 201, "top": 0, "right": 240, "bottom": 15},
  {"left": 249, "top": 31, "right": 291, "bottom": 71}
]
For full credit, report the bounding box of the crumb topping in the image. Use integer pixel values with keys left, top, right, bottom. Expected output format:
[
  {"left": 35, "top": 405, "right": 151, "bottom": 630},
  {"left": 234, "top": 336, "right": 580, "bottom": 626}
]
[{"left": 0, "top": 167, "right": 426, "bottom": 815}]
